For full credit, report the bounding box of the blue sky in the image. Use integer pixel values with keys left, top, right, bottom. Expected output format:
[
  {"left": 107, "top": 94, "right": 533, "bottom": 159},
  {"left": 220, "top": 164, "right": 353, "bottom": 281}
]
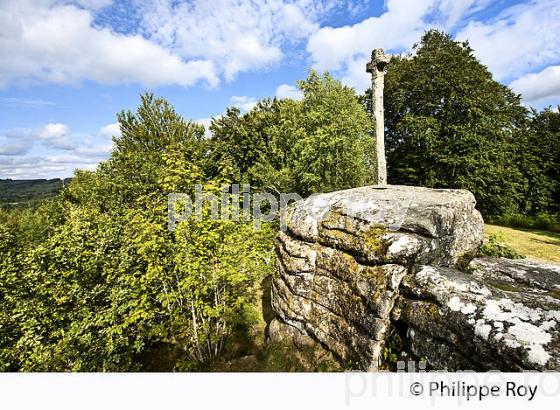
[{"left": 1, "top": 0, "right": 559, "bottom": 179}]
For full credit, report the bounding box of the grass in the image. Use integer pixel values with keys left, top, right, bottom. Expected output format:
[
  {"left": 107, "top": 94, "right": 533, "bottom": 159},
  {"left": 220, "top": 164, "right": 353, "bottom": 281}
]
[{"left": 484, "top": 224, "right": 560, "bottom": 263}]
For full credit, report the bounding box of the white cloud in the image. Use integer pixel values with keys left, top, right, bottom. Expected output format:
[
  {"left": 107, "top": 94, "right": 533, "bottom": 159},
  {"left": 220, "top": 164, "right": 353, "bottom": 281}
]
[
  {"left": 0, "top": 129, "right": 34, "bottom": 156},
  {"left": 0, "top": 121, "right": 117, "bottom": 178},
  {"left": 456, "top": 0, "right": 560, "bottom": 81},
  {"left": 37, "top": 123, "right": 70, "bottom": 140},
  {"left": 197, "top": 118, "right": 212, "bottom": 129},
  {"left": 36, "top": 123, "right": 75, "bottom": 150},
  {"left": 0, "top": 0, "right": 219, "bottom": 88},
  {"left": 230, "top": 96, "right": 258, "bottom": 113},
  {"left": 137, "top": 0, "right": 347, "bottom": 81},
  {"left": 99, "top": 122, "right": 122, "bottom": 139},
  {"left": 0, "top": 155, "right": 100, "bottom": 179},
  {"left": 305, "top": 0, "right": 501, "bottom": 92},
  {"left": 0, "top": 141, "right": 32, "bottom": 156},
  {"left": 74, "top": 143, "right": 113, "bottom": 157},
  {"left": 339, "top": 56, "right": 371, "bottom": 92},
  {"left": 275, "top": 84, "right": 303, "bottom": 100},
  {"left": 307, "top": 0, "right": 434, "bottom": 71},
  {"left": 36, "top": 123, "right": 115, "bottom": 155},
  {"left": 305, "top": 0, "right": 560, "bottom": 102},
  {"left": 509, "top": 65, "right": 560, "bottom": 105},
  {"left": 436, "top": 0, "right": 492, "bottom": 30},
  {"left": 0, "top": 0, "right": 360, "bottom": 88},
  {"left": 196, "top": 118, "right": 213, "bottom": 138},
  {"left": 0, "top": 97, "right": 54, "bottom": 107},
  {"left": 45, "top": 154, "right": 96, "bottom": 164}
]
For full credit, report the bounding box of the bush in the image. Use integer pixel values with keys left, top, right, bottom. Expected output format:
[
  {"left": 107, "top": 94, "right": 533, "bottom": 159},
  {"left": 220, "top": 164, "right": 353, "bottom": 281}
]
[
  {"left": 491, "top": 213, "right": 560, "bottom": 233},
  {"left": 480, "top": 233, "right": 524, "bottom": 259}
]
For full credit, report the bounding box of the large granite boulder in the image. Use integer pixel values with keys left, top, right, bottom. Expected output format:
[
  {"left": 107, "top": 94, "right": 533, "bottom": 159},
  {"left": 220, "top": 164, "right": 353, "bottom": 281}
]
[
  {"left": 270, "top": 185, "right": 560, "bottom": 371},
  {"left": 273, "top": 231, "right": 407, "bottom": 369},
  {"left": 284, "top": 185, "right": 483, "bottom": 266}
]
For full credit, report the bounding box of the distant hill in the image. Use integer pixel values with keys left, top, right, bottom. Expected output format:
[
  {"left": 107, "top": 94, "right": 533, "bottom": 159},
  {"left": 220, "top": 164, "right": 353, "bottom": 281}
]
[{"left": 0, "top": 178, "right": 71, "bottom": 207}]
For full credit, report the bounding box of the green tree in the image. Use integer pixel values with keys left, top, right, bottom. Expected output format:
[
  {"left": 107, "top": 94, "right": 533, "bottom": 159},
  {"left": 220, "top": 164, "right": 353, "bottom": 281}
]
[
  {"left": 0, "top": 94, "right": 275, "bottom": 371},
  {"left": 102, "top": 93, "right": 207, "bottom": 206},
  {"left": 210, "top": 71, "right": 373, "bottom": 196},
  {"left": 524, "top": 107, "right": 560, "bottom": 215},
  {"left": 293, "top": 71, "right": 373, "bottom": 195},
  {"left": 378, "top": 30, "right": 531, "bottom": 217}
]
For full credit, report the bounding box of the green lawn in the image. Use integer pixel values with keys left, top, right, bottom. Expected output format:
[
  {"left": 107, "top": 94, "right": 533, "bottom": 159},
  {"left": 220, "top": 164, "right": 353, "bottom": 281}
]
[{"left": 484, "top": 224, "right": 560, "bottom": 263}]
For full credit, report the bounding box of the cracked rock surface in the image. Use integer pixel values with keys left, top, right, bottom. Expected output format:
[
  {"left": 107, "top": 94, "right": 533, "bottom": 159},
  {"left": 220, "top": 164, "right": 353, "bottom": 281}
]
[
  {"left": 270, "top": 185, "right": 560, "bottom": 371},
  {"left": 396, "top": 262, "right": 560, "bottom": 370}
]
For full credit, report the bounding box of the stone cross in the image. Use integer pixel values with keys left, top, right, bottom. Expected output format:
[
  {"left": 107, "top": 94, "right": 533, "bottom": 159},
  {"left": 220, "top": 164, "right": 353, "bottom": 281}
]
[{"left": 366, "top": 48, "right": 391, "bottom": 186}]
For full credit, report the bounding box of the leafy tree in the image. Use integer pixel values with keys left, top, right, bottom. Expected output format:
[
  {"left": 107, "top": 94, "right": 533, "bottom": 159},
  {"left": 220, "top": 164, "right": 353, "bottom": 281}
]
[
  {"left": 209, "top": 100, "right": 293, "bottom": 193},
  {"left": 293, "top": 71, "right": 373, "bottom": 195},
  {"left": 377, "top": 30, "right": 531, "bottom": 217},
  {"left": 523, "top": 107, "right": 560, "bottom": 215},
  {"left": 0, "top": 94, "right": 275, "bottom": 371},
  {"left": 101, "top": 93, "right": 208, "bottom": 206},
  {"left": 210, "top": 71, "right": 373, "bottom": 196}
]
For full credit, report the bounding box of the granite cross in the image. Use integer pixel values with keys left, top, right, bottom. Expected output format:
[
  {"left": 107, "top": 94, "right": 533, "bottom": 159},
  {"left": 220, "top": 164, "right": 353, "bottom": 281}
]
[{"left": 366, "top": 48, "right": 391, "bottom": 186}]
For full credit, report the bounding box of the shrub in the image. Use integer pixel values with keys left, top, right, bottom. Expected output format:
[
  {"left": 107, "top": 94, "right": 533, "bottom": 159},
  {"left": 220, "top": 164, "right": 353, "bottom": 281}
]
[
  {"left": 491, "top": 212, "right": 560, "bottom": 233},
  {"left": 480, "top": 233, "right": 524, "bottom": 259}
]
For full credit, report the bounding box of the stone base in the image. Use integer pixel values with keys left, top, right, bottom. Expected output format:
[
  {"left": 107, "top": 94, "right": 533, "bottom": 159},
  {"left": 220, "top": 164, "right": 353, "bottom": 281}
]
[
  {"left": 271, "top": 185, "right": 560, "bottom": 371},
  {"left": 266, "top": 318, "right": 342, "bottom": 371}
]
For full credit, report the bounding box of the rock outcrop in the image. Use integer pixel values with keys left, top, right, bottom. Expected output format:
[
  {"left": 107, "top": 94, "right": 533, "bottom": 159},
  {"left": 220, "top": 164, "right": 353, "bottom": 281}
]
[{"left": 270, "top": 185, "right": 560, "bottom": 371}]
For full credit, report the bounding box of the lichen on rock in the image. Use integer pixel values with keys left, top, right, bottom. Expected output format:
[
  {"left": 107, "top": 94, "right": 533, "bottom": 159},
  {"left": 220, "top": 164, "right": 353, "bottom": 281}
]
[{"left": 269, "top": 185, "right": 560, "bottom": 371}]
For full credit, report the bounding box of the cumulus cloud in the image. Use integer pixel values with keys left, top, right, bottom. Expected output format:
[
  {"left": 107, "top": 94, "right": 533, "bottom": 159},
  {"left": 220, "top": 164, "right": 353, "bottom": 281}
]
[
  {"left": 305, "top": 0, "right": 441, "bottom": 91},
  {"left": 99, "top": 122, "right": 122, "bottom": 139},
  {"left": 37, "top": 123, "right": 69, "bottom": 140},
  {"left": 127, "top": 0, "right": 362, "bottom": 81},
  {"left": 275, "top": 84, "right": 303, "bottom": 100},
  {"left": 74, "top": 142, "right": 113, "bottom": 157},
  {"left": 0, "top": 155, "right": 99, "bottom": 179},
  {"left": 230, "top": 96, "right": 259, "bottom": 113},
  {"left": 455, "top": 0, "right": 560, "bottom": 81},
  {"left": 0, "top": 129, "right": 34, "bottom": 156},
  {"left": 436, "top": 0, "right": 492, "bottom": 30},
  {"left": 509, "top": 65, "right": 560, "bottom": 105},
  {"left": 0, "top": 0, "right": 359, "bottom": 88},
  {"left": 36, "top": 123, "right": 75, "bottom": 150},
  {"left": 0, "top": 121, "right": 116, "bottom": 178},
  {"left": 0, "top": 140, "right": 33, "bottom": 156},
  {"left": 307, "top": 0, "right": 433, "bottom": 72},
  {"left": 0, "top": 0, "right": 219, "bottom": 88},
  {"left": 305, "top": 0, "right": 506, "bottom": 91}
]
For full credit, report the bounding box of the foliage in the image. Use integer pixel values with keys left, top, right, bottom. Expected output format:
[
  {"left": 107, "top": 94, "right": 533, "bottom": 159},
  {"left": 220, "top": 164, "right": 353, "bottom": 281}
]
[
  {"left": 0, "top": 178, "right": 70, "bottom": 208},
  {"left": 210, "top": 70, "right": 373, "bottom": 196},
  {"left": 523, "top": 107, "right": 560, "bottom": 215},
  {"left": 0, "top": 94, "right": 275, "bottom": 371},
  {"left": 490, "top": 212, "right": 560, "bottom": 233},
  {"left": 381, "top": 323, "right": 410, "bottom": 370},
  {"left": 480, "top": 233, "right": 524, "bottom": 259},
  {"left": 373, "top": 30, "right": 555, "bottom": 218}
]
